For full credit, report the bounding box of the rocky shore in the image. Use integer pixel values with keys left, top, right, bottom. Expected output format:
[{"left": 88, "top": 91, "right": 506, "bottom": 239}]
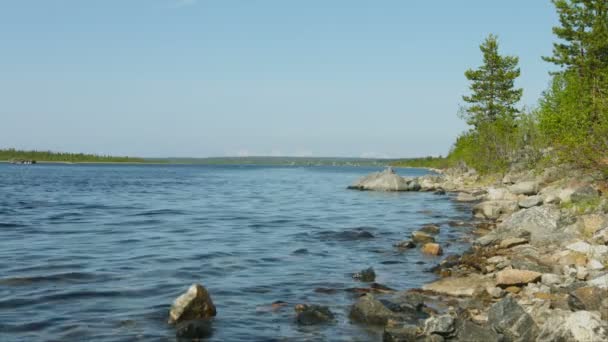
[{"left": 167, "top": 164, "right": 608, "bottom": 341}]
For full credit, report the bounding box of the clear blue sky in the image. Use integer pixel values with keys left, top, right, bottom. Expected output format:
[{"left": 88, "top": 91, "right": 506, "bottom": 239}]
[{"left": 1, "top": 0, "right": 559, "bottom": 158}]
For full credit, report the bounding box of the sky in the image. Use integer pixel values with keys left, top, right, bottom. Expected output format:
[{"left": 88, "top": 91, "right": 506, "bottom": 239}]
[{"left": 0, "top": 0, "right": 560, "bottom": 158}]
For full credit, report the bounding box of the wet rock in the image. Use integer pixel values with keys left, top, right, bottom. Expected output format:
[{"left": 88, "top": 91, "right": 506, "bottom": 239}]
[
  {"left": 488, "top": 296, "right": 538, "bottom": 341},
  {"left": 353, "top": 267, "right": 376, "bottom": 282},
  {"left": 350, "top": 294, "right": 398, "bottom": 325},
  {"left": 421, "top": 243, "right": 443, "bottom": 256},
  {"left": 175, "top": 319, "right": 213, "bottom": 340},
  {"left": 420, "top": 224, "right": 440, "bottom": 235},
  {"left": 168, "top": 284, "right": 217, "bottom": 324},
  {"left": 568, "top": 286, "right": 607, "bottom": 311},
  {"left": 509, "top": 181, "right": 539, "bottom": 195},
  {"left": 348, "top": 168, "right": 411, "bottom": 191},
  {"left": 422, "top": 274, "right": 493, "bottom": 297},
  {"left": 412, "top": 231, "right": 435, "bottom": 244},
  {"left": 424, "top": 315, "right": 455, "bottom": 337},
  {"left": 537, "top": 310, "right": 608, "bottom": 342},
  {"left": 518, "top": 195, "right": 542, "bottom": 208},
  {"left": 394, "top": 240, "right": 416, "bottom": 249},
  {"left": 455, "top": 320, "right": 501, "bottom": 342},
  {"left": 499, "top": 237, "right": 528, "bottom": 249},
  {"left": 496, "top": 269, "right": 541, "bottom": 287},
  {"left": 294, "top": 304, "right": 335, "bottom": 325}
]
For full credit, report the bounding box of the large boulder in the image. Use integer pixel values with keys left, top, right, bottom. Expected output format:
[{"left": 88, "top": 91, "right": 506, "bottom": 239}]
[
  {"left": 537, "top": 310, "right": 608, "bottom": 342},
  {"left": 488, "top": 296, "right": 538, "bottom": 341},
  {"left": 348, "top": 167, "right": 411, "bottom": 191},
  {"left": 509, "top": 181, "right": 539, "bottom": 195},
  {"left": 481, "top": 206, "right": 563, "bottom": 246},
  {"left": 168, "top": 284, "right": 217, "bottom": 324}
]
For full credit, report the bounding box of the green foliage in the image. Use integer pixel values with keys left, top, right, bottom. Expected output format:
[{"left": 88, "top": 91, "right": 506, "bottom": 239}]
[
  {"left": 0, "top": 148, "right": 149, "bottom": 163},
  {"left": 461, "top": 34, "right": 523, "bottom": 127},
  {"left": 390, "top": 156, "right": 449, "bottom": 169}
]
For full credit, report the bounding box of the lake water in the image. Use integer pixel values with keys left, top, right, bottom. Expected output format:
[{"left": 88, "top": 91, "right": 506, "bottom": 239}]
[{"left": 0, "top": 164, "right": 474, "bottom": 341}]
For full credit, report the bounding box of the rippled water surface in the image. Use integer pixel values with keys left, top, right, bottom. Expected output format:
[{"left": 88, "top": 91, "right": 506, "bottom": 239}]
[{"left": 0, "top": 164, "right": 474, "bottom": 341}]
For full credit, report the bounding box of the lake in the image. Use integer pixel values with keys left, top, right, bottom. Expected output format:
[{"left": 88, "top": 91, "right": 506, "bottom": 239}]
[{"left": 0, "top": 164, "right": 474, "bottom": 341}]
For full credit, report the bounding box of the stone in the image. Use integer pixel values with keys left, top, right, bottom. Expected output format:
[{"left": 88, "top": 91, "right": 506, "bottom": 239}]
[
  {"left": 580, "top": 214, "right": 607, "bottom": 237},
  {"left": 473, "top": 200, "right": 519, "bottom": 220},
  {"left": 175, "top": 319, "right": 213, "bottom": 340},
  {"left": 424, "top": 315, "right": 455, "bottom": 337},
  {"left": 509, "top": 181, "right": 539, "bottom": 195},
  {"left": 541, "top": 273, "right": 562, "bottom": 286},
  {"left": 348, "top": 168, "right": 411, "bottom": 191},
  {"left": 349, "top": 294, "right": 397, "bottom": 325},
  {"left": 487, "top": 256, "right": 507, "bottom": 264},
  {"left": 504, "top": 286, "right": 521, "bottom": 294},
  {"left": 420, "top": 224, "right": 440, "bottom": 235},
  {"left": 499, "top": 237, "right": 528, "bottom": 249},
  {"left": 412, "top": 231, "right": 435, "bottom": 244},
  {"left": 486, "top": 286, "right": 504, "bottom": 298},
  {"left": 537, "top": 310, "right": 608, "bottom": 342},
  {"left": 568, "top": 286, "right": 607, "bottom": 311},
  {"left": 455, "top": 320, "right": 501, "bottom": 342},
  {"left": 383, "top": 325, "right": 420, "bottom": 342},
  {"left": 455, "top": 192, "right": 480, "bottom": 202},
  {"left": 566, "top": 241, "right": 608, "bottom": 258},
  {"left": 353, "top": 267, "right": 376, "bottom": 282},
  {"left": 168, "top": 284, "right": 216, "bottom": 324},
  {"left": 593, "top": 227, "right": 608, "bottom": 245},
  {"left": 587, "top": 273, "right": 608, "bottom": 289},
  {"left": 570, "top": 185, "right": 599, "bottom": 203},
  {"left": 496, "top": 269, "right": 542, "bottom": 287},
  {"left": 488, "top": 296, "right": 538, "bottom": 341},
  {"left": 576, "top": 266, "right": 588, "bottom": 280},
  {"left": 544, "top": 194, "right": 561, "bottom": 204},
  {"left": 394, "top": 240, "right": 416, "bottom": 249},
  {"left": 491, "top": 206, "right": 563, "bottom": 245},
  {"left": 486, "top": 187, "right": 518, "bottom": 201},
  {"left": 421, "top": 243, "right": 443, "bottom": 256},
  {"left": 422, "top": 274, "right": 493, "bottom": 297},
  {"left": 587, "top": 259, "right": 604, "bottom": 270},
  {"left": 518, "top": 195, "right": 543, "bottom": 208},
  {"left": 294, "top": 304, "right": 335, "bottom": 325}
]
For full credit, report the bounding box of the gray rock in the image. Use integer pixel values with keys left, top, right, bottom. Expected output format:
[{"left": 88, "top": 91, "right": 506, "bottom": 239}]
[
  {"left": 176, "top": 319, "right": 213, "bottom": 340},
  {"left": 570, "top": 185, "right": 599, "bottom": 203},
  {"left": 541, "top": 273, "right": 562, "bottom": 286},
  {"left": 488, "top": 296, "right": 538, "bottom": 341},
  {"left": 455, "top": 320, "right": 501, "bottom": 342},
  {"left": 537, "top": 310, "right": 608, "bottom": 342},
  {"left": 383, "top": 325, "right": 420, "bottom": 342},
  {"left": 348, "top": 168, "right": 411, "bottom": 191},
  {"left": 353, "top": 267, "right": 376, "bottom": 282},
  {"left": 473, "top": 200, "right": 518, "bottom": 220},
  {"left": 491, "top": 206, "right": 563, "bottom": 245},
  {"left": 350, "top": 294, "right": 398, "bottom": 325},
  {"left": 509, "top": 181, "right": 539, "bottom": 195},
  {"left": 518, "top": 196, "right": 543, "bottom": 209},
  {"left": 586, "top": 273, "right": 608, "bottom": 289},
  {"left": 424, "top": 315, "right": 455, "bottom": 337},
  {"left": 168, "top": 284, "right": 217, "bottom": 324},
  {"left": 294, "top": 304, "right": 335, "bottom": 325}
]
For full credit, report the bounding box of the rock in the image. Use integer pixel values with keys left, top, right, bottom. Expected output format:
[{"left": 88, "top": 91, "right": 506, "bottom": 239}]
[
  {"left": 168, "top": 284, "right": 217, "bottom": 324},
  {"left": 349, "top": 294, "right": 397, "bottom": 325},
  {"left": 566, "top": 241, "right": 608, "bottom": 258},
  {"left": 412, "top": 231, "right": 435, "bottom": 244},
  {"left": 568, "top": 286, "right": 607, "bottom": 311},
  {"left": 348, "top": 168, "right": 411, "bottom": 191},
  {"left": 486, "top": 286, "right": 505, "bottom": 298},
  {"left": 175, "top": 319, "right": 213, "bottom": 340},
  {"left": 488, "top": 296, "right": 538, "bottom": 341},
  {"left": 570, "top": 185, "right": 599, "bottom": 203},
  {"left": 593, "top": 227, "right": 608, "bottom": 245},
  {"left": 499, "top": 237, "right": 528, "bottom": 249},
  {"left": 487, "top": 256, "right": 507, "bottom": 264},
  {"left": 407, "top": 179, "right": 422, "bottom": 191},
  {"left": 491, "top": 206, "right": 563, "bottom": 245},
  {"left": 422, "top": 274, "right": 493, "bottom": 297},
  {"left": 518, "top": 195, "right": 543, "bottom": 208},
  {"left": 353, "top": 267, "right": 376, "bottom": 282},
  {"left": 420, "top": 224, "right": 440, "bottom": 235},
  {"left": 587, "top": 273, "right": 608, "bottom": 289},
  {"left": 294, "top": 304, "right": 335, "bottom": 325},
  {"left": 504, "top": 286, "right": 521, "bottom": 294},
  {"left": 541, "top": 273, "right": 562, "bottom": 286},
  {"left": 424, "top": 315, "right": 455, "bottom": 337},
  {"left": 576, "top": 266, "right": 588, "bottom": 280},
  {"left": 421, "top": 243, "right": 443, "bottom": 256},
  {"left": 587, "top": 259, "right": 604, "bottom": 270},
  {"left": 473, "top": 200, "right": 518, "bottom": 220},
  {"left": 394, "top": 240, "right": 416, "bottom": 249},
  {"left": 486, "top": 187, "right": 518, "bottom": 201},
  {"left": 383, "top": 325, "right": 421, "bottom": 342},
  {"left": 496, "top": 269, "right": 541, "bottom": 287},
  {"left": 509, "top": 181, "right": 539, "bottom": 195},
  {"left": 544, "top": 194, "right": 561, "bottom": 204},
  {"left": 537, "top": 310, "right": 608, "bottom": 342},
  {"left": 455, "top": 320, "right": 501, "bottom": 342},
  {"left": 580, "top": 214, "right": 607, "bottom": 237}
]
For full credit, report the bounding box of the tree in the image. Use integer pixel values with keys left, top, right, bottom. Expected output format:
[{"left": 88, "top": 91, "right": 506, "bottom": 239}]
[{"left": 461, "top": 34, "right": 523, "bottom": 127}]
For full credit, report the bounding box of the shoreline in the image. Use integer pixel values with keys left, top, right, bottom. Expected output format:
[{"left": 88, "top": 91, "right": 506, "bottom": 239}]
[{"left": 345, "top": 165, "right": 608, "bottom": 341}]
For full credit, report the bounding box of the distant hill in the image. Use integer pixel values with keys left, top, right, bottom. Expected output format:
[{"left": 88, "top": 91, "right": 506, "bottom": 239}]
[{"left": 147, "top": 156, "right": 394, "bottom": 167}]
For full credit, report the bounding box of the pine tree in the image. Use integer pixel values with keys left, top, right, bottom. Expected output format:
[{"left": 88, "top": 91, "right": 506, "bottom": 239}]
[{"left": 461, "top": 34, "right": 523, "bottom": 128}]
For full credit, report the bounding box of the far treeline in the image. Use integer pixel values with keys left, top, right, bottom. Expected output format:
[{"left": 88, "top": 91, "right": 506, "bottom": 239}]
[
  {"left": 394, "top": 0, "right": 608, "bottom": 176},
  {"left": 0, "top": 148, "right": 149, "bottom": 163}
]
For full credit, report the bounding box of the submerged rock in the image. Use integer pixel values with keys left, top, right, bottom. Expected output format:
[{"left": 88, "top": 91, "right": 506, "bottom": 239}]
[
  {"left": 348, "top": 167, "right": 411, "bottom": 191},
  {"left": 421, "top": 243, "right": 443, "bottom": 256},
  {"left": 412, "top": 231, "right": 435, "bottom": 244},
  {"left": 294, "top": 304, "right": 335, "bottom": 325},
  {"left": 353, "top": 267, "right": 376, "bottom": 282},
  {"left": 168, "top": 284, "right": 216, "bottom": 324},
  {"left": 175, "top": 319, "right": 213, "bottom": 340},
  {"left": 394, "top": 240, "right": 416, "bottom": 249},
  {"left": 420, "top": 224, "right": 441, "bottom": 235}
]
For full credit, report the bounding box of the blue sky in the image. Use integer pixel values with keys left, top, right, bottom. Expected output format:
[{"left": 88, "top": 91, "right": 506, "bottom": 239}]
[{"left": 1, "top": 0, "right": 558, "bottom": 158}]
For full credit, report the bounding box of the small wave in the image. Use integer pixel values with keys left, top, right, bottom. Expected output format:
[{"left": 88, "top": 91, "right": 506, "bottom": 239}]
[
  {"left": 130, "top": 209, "right": 187, "bottom": 217},
  {"left": 0, "top": 222, "right": 28, "bottom": 228},
  {"left": 0, "top": 272, "right": 107, "bottom": 286}
]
